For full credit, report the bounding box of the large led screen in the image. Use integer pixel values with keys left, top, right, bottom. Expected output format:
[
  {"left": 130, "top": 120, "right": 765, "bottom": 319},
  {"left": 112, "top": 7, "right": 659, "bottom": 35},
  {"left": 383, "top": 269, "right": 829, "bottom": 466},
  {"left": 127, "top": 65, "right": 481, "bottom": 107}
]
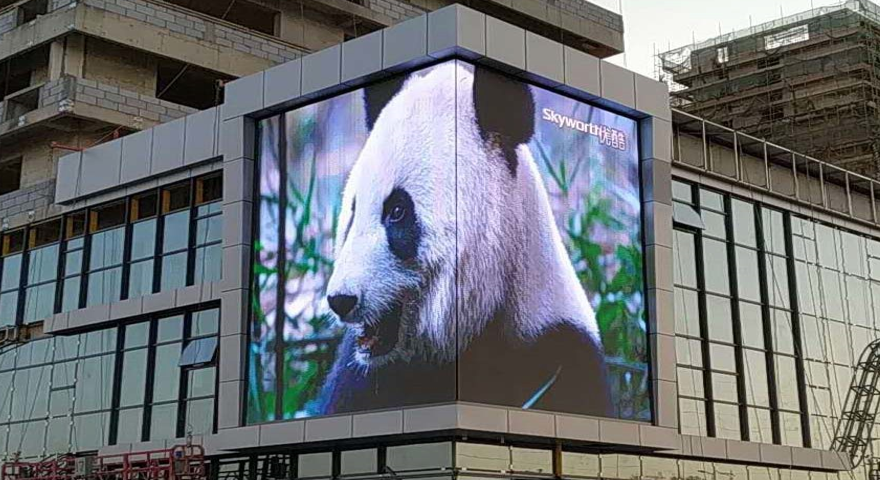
[{"left": 249, "top": 60, "right": 648, "bottom": 423}]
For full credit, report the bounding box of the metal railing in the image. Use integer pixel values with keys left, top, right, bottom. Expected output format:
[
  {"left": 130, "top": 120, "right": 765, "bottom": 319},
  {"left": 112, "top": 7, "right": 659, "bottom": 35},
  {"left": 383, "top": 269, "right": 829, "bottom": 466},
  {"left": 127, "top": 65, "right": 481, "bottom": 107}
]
[{"left": 671, "top": 108, "right": 880, "bottom": 229}]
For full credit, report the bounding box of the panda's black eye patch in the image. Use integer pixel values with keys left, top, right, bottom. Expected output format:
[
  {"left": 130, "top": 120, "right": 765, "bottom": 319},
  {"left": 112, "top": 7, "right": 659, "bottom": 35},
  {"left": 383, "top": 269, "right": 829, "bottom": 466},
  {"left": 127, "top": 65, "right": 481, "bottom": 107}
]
[{"left": 382, "top": 188, "right": 420, "bottom": 262}]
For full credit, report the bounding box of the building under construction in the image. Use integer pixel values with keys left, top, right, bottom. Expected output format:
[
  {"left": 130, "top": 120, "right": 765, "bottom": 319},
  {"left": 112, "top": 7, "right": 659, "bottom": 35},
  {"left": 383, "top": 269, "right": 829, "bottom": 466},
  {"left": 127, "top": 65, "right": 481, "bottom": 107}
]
[{"left": 658, "top": 0, "right": 880, "bottom": 177}]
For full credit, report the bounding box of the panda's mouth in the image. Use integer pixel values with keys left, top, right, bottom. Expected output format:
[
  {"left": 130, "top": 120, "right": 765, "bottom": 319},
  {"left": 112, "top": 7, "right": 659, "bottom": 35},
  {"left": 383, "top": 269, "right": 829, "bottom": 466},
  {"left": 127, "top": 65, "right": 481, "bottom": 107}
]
[{"left": 355, "top": 302, "right": 403, "bottom": 357}]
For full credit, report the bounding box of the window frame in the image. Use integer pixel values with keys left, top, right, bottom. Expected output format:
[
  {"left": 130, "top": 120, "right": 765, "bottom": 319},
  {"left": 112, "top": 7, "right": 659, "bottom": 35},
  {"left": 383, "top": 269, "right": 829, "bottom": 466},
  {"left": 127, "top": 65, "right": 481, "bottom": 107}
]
[{"left": 0, "top": 172, "right": 223, "bottom": 326}]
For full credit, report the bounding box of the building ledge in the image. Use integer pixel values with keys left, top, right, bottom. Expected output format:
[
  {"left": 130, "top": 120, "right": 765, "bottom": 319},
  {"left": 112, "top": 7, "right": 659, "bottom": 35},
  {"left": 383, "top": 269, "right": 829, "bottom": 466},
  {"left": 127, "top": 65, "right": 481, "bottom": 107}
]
[{"left": 0, "top": 0, "right": 307, "bottom": 78}]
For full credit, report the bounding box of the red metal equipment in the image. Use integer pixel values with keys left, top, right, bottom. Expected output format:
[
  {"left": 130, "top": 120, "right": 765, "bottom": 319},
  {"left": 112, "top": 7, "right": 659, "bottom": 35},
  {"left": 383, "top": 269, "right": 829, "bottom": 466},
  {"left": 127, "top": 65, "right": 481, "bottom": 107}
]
[{"left": 1, "top": 444, "right": 206, "bottom": 480}]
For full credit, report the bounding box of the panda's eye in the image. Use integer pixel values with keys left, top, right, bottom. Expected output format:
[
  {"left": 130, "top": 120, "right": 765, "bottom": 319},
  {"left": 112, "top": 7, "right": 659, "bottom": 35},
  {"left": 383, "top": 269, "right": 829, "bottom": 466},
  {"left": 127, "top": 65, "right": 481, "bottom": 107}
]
[{"left": 388, "top": 205, "right": 406, "bottom": 223}]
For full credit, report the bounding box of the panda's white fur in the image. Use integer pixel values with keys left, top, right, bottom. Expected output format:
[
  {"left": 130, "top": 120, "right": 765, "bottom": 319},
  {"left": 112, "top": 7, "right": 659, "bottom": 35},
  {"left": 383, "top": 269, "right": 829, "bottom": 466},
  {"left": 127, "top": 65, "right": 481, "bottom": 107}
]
[{"left": 326, "top": 61, "right": 600, "bottom": 369}]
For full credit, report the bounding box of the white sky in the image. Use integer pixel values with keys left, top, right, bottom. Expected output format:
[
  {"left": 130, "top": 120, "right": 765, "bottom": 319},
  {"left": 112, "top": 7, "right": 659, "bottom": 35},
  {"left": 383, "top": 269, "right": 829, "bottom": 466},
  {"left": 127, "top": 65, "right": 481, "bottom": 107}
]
[{"left": 592, "top": 0, "right": 849, "bottom": 77}]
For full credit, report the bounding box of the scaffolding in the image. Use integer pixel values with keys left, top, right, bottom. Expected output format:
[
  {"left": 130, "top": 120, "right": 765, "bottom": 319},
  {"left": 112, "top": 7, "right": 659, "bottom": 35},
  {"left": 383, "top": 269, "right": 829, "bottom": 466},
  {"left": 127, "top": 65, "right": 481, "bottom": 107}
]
[{"left": 658, "top": 0, "right": 880, "bottom": 178}]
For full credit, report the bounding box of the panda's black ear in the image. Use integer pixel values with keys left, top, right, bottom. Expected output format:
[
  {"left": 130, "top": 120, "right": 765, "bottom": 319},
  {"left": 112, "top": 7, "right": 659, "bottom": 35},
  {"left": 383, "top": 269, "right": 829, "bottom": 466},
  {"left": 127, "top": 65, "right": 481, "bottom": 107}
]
[
  {"left": 473, "top": 66, "right": 535, "bottom": 175},
  {"left": 364, "top": 76, "right": 407, "bottom": 131}
]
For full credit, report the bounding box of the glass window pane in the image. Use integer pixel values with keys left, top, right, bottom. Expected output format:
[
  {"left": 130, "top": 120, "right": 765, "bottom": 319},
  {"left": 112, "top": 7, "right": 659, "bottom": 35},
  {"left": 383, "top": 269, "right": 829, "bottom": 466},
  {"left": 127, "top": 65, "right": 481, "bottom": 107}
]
[
  {"left": 163, "top": 211, "right": 190, "bottom": 253},
  {"left": 712, "top": 372, "right": 738, "bottom": 403},
  {"left": 781, "top": 411, "right": 804, "bottom": 447},
  {"left": 46, "top": 417, "right": 70, "bottom": 455},
  {"left": 700, "top": 189, "right": 724, "bottom": 211},
  {"left": 130, "top": 220, "right": 157, "bottom": 261},
  {"left": 90, "top": 201, "right": 126, "bottom": 232},
  {"left": 128, "top": 260, "right": 154, "bottom": 299},
  {"left": 60, "top": 277, "right": 81, "bottom": 313},
  {"left": 27, "top": 245, "right": 58, "bottom": 285},
  {"left": 124, "top": 322, "right": 150, "bottom": 349},
  {"left": 49, "top": 389, "right": 72, "bottom": 417},
  {"left": 0, "top": 292, "right": 18, "bottom": 326},
  {"left": 149, "top": 403, "right": 177, "bottom": 441},
  {"left": 710, "top": 344, "right": 737, "bottom": 373},
  {"left": 179, "top": 338, "right": 217, "bottom": 367},
  {"left": 192, "top": 309, "right": 219, "bottom": 336},
  {"left": 714, "top": 402, "right": 741, "bottom": 440},
  {"left": 674, "top": 288, "right": 700, "bottom": 337},
  {"left": 772, "top": 310, "right": 794, "bottom": 355},
  {"left": 120, "top": 349, "right": 148, "bottom": 407},
  {"left": 676, "top": 338, "right": 703, "bottom": 367},
  {"left": 673, "top": 181, "right": 692, "bottom": 202},
  {"left": 748, "top": 407, "right": 773, "bottom": 443},
  {"left": 51, "top": 361, "right": 76, "bottom": 388},
  {"left": 736, "top": 247, "right": 761, "bottom": 302},
  {"left": 89, "top": 228, "right": 124, "bottom": 270},
  {"left": 678, "top": 398, "right": 707, "bottom": 436},
  {"left": 673, "top": 202, "right": 705, "bottom": 229},
  {"left": 743, "top": 350, "right": 770, "bottom": 406},
  {"left": 184, "top": 398, "right": 213, "bottom": 436},
  {"left": 160, "top": 253, "right": 188, "bottom": 291},
  {"left": 187, "top": 367, "right": 215, "bottom": 398},
  {"left": 23, "top": 283, "right": 55, "bottom": 322},
  {"left": 195, "top": 216, "right": 222, "bottom": 246},
  {"left": 739, "top": 302, "right": 764, "bottom": 348},
  {"left": 74, "top": 356, "right": 114, "bottom": 413},
  {"left": 703, "top": 239, "right": 730, "bottom": 295},
  {"left": 193, "top": 245, "right": 221, "bottom": 284},
  {"left": 702, "top": 211, "right": 726, "bottom": 239},
  {"left": 732, "top": 199, "right": 756, "bottom": 247},
  {"left": 1, "top": 254, "right": 22, "bottom": 291},
  {"left": 674, "top": 231, "right": 698, "bottom": 288},
  {"left": 157, "top": 316, "right": 183, "bottom": 342},
  {"left": 72, "top": 412, "right": 110, "bottom": 452},
  {"left": 677, "top": 367, "right": 704, "bottom": 398},
  {"left": 152, "top": 344, "right": 181, "bottom": 402},
  {"left": 116, "top": 407, "right": 143, "bottom": 444},
  {"left": 86, "top": 267, "right": 122, "bottom": 307},
  {"left": 775, "top": 355, "right": 801, "bottom": 411},
  {"left": 80, "top": 328, "right": 117, "bottom": 355},
  {"left": 766, "top": 254, "right": 790, "bottom": 309},
  {"left": 64, "top": 250, "right": 82, "bottom": 276},
  {"left": 761, "top": 208, "right": 786, "bottom": 255},
  {"left": 706, "top": 295, "right": 733, "bottom": 343},
  {"left": 816, "top": 224, "right": 838, "bottom": 268}
]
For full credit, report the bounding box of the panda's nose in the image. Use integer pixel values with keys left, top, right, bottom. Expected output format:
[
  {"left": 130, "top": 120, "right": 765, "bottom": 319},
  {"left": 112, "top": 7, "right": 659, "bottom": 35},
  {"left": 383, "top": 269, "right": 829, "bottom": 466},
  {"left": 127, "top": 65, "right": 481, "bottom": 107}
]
[{"left": 328, "top": 294, "right": 358, "bottom": 319}]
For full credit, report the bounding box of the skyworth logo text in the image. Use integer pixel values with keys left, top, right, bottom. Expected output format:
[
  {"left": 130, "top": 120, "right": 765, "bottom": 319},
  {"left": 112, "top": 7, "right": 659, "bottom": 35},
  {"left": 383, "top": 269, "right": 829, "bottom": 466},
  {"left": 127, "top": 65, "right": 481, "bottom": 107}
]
[{"left": 542, "top": 108, "right": 628, "bottom": 151}]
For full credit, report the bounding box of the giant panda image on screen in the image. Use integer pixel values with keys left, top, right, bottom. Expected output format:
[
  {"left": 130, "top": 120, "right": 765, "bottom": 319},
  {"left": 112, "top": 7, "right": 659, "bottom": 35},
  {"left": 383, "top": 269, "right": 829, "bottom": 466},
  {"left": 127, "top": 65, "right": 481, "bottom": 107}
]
[
  {"left": 322, "top": 61, "right": 608, "bottom": 416},
  {"left": 249, "top": 59, "right": 647, "bottom": 423}
]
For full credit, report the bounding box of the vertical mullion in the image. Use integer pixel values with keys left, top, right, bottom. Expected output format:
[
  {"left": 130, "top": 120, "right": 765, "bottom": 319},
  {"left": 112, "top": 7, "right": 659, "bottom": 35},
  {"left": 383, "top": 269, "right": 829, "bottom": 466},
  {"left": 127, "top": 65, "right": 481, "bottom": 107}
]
[
  {"left": 108, "top": 325, "right": 126, "bottom": 445},
  {"left": 723, "top": 194, "right": 750, "bottom": 441},
  {"left": 755, "top": 205, "right": 782, "bottom": 445},
  {"left": 121, "top": 210, "right": 134, "bottom": 302},
  {"left": 186, "top": 179, "right": 198, "bottom": 288},
  {"left": 142, "top": 318, "right": 158, "bottom": 442},
  {"left": 54, "top": 219, "right": 68, "bottom": 315},
  {"left": 15, "top": 227, "right": 30, "bottom": 326},
  {"left": 177, "top": 311, "right": 192, "bottom": 438},
  {"left": 693, "top": 184, "right": 716, "bottom": 437},
  {"left": 784, "top": 213, "right": 811, "bottom": 447},
  {"left": 274, "top": 115, "right": 288, "bottom": 421},
  {"left": 154, "top": 199, "right": 166, "bottom": 295},
  {"left": 80, "top": 210, "right": 93, "bottom": 311}
]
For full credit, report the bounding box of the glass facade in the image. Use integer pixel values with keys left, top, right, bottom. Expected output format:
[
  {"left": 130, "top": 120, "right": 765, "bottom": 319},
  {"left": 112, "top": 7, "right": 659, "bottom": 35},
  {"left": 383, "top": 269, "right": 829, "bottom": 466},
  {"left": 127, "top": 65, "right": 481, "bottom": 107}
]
[
  {"left": 673, "top": 177, "right": 880, "bottom": 454},
  {"left": 0, "top": 305, "right": 218, "bottom": 459},
  {"left": 0, "top": 172, "right": 222, "bottom": 327}
]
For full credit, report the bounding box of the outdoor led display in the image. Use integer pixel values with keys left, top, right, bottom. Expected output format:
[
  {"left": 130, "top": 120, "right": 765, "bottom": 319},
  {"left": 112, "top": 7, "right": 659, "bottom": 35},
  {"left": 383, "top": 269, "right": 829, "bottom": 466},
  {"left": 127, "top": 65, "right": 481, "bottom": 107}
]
[{"left": 249, "top": 60, "right": 648, "bottom": 423}]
